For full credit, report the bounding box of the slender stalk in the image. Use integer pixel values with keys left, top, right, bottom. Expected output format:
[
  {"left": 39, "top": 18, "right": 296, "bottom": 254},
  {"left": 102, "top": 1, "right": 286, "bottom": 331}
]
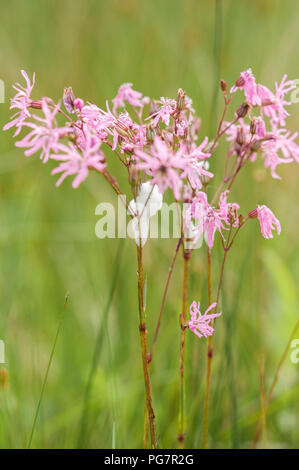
[
  {"left": 105, "top": 140, "right": 128, "bottom": 167},
  {"left": 102, "top": 169, "right": 129, "bottom": 210},
  {"left": 143, "top": 403, "right": 149, "bottom": 449},
  {"left": 202, "top": 221, "right": 245, "bottom": 448},
  {"left": 207, "top": 246, "right": 213, "bottom": 306},
  {"left": 136, "top": 243, "right": 156, "bottom": 449},
  {"left": 202, "top": 247, "right": 214, "bottom": 449},
  {"left": 178, "top": 249, "right": 191, "bottom": 448},
  {"left": 252, "top": 317, "right": 299, "bottom": 447},
  {"left": 27, "top": 294, "right": 69, "bottom": 448},
  {"left": 149, "top": 237, "right": 182, "bottom": 363}
]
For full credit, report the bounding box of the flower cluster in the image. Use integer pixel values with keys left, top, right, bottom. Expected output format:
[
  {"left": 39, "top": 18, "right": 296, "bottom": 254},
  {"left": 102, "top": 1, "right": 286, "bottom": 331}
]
[
  {"left": 227, "top": 68, "right": 299, "bottom": 179},
  {"left": 4, "top": 69, "right": 297, "bottom": 340}
]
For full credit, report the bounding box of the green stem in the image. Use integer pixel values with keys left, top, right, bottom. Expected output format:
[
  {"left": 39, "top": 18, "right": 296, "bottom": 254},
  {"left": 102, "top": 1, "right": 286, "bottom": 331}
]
[{"left": 149, "top": 237, "right": 182, "bottom": 363}]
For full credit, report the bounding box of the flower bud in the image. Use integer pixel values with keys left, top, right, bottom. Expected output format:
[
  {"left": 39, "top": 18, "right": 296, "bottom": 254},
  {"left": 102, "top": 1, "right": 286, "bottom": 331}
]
[
  {"left": 74, "top": 98, "right": 84, "bottom": 111},
  {"left": 248, "top": 208, "right": 257, "bottom": 219},
  {"left": 30, "top": 100, "right": 42, "bottom": 109},
  {"left": 236, "top": 102, "right": 250, "bottom": 118},
  {"left": 235, "top": 76, "right": 245, "bottom": 87},
  {"left": 115, "top": 119, "right": 129, "bottom": 138},
  {"left": 236, "top": 127, "right": 245, "bottom": 146},
  {"left": 250, "top": 119, "right": 256, "bottom": 135},
  {"left": 220, "top": 80, "right": 227, "bottom": 92},
  {"left": 228, "top": 205, "right": 238, "bottom": 225},
  {"left": 63, "top": 87, "right": 75, "bottom": 113},
  {"left": 176, "top": 88, "right": 186, "bottom": 111},
  {"left": 146, "top": 123, "right": 156, "bottom": 143},
  {"left": 128, "top": 162, "right": 139, "bottom": 187}
]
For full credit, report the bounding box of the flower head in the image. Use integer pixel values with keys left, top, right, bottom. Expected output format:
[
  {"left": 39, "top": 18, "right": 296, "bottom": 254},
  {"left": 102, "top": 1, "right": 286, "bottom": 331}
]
[
  {"left": 258, "top": 75, "right": 295, "bottom": 126},
  {"left": 249, "top": 204, "right": 281, "bottom": 239},
  {"left": 112, "top": 83, "right": 149, "bottom": 114},
  {"left": 51, "top": 129, "right": 106, "bottom": 187},
  {"left": 231, "top": 68, "right": 261, "bottom": 106},
  {"left": 188, "top": 301, "right": 222, "bottom": 339},
  {"left": 149, "top": 97, "right": 176, "bottom": 127},
  {"left": 135, "top": 136, "right": 186, "bottom": 200},
  {"left": 15, "top": 100, "right": 69, "bottom": 162},
  {"left": 188, "top": 191, "right": 238, "bottom": 248},
  {"left": 4, "top": 70, "right": 35, "bottom": 136},
  {"left": 180, "top": 137, "right": 213, "bottom": 189}
]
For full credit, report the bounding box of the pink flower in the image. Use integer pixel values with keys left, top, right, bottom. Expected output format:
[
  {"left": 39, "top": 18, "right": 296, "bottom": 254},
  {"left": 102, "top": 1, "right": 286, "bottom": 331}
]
[
  {"left": 255, "top": 117, "right": 267, "bottom": 138},
  {"left": 51, "top": 130, "right": 106, "bottom": 188},
  {"left": 188, "top": 191, "right": 234, "bottom": 248},
  {"left": 3, "top": 70, "right": 35, "bottom": 136},
  {"left": 15, "top": 101, "right": 69, "bottom": 162},
  {"left": 219, "top": 190, "right": 240, "bottom": 225},
  {"left": 149, "top": 97, "right": 176, "bottom": 127},
  {"left": 270, "top": 127, "right": 299, "bottom": 163},
  {"left": 74, "top": 98, "right": 84, "bottom": 111},
  {"left": 81, "top": 103, "right": 114, "bottom": 141},
  {"left": 63, "top": 87, "right": 84, "bottom": 114},
  {"left": 224, "top": 119, "right": 250, "bottom": 142},
  {"left": 231, "top": 69, "right": 261, "bottom": 106},
  {"left": 249, "top": 205, "right": 281, "bottom": 239},
  {"left": 260, "top": 138, "right": 293, "bottom": 179},
  {"left": 258, "top": 75, "right": 295, "bottom": 127},
  {"left": 259, "top": 123, "right": 299, "bottom": 179},
  {"left": 112, "top": 83, "right": 149, "bottom": 114},
  {"left": 188, "top": 301, "right": 222, "bottom": 339},
  {"left": 175, "top": 117, "right": 189, "bottom": 137},
  {"left": 135, "top": 136, "right": 186, "bottom": 200},
  {"left": 180, "top": 138, "right": 213, "bottom": 190}
]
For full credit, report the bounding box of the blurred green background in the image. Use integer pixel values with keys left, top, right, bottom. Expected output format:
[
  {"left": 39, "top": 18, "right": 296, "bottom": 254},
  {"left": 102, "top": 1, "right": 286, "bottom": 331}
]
[{"left": 0, "top": 0, "right": 298, "bottom": 449}]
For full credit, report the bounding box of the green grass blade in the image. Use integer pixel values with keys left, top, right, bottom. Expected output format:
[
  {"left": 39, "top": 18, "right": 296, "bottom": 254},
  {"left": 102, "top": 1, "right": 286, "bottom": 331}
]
[{"left": 27, "top": 293, "right": 69, "bottom": 448}]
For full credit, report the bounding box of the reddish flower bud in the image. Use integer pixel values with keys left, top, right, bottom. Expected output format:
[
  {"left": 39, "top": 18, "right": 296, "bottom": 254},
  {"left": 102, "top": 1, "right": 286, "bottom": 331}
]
[
  {"left": 236, "top": 102, "right": 250, "bottom": 118},
  {"left": 220, "top": 80, "right": 227, "bottom": 92},
  {"left": 250, "top": 119, "right": 256, "bottom": 135},
  {"left": 248, "top": 208, "right": 258, "bottom": 218},
  {"left": 235, "top": 76, "right": 245, "bottom": 87},
  {"left": 30, "top": 100, "right": 42, "bottom": 109},
  {"left": 63, "top": 86, "right": 75, "bottom": 113},
  {"left": 236, "top": 127, "right": 245, "bottom": 146}
]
